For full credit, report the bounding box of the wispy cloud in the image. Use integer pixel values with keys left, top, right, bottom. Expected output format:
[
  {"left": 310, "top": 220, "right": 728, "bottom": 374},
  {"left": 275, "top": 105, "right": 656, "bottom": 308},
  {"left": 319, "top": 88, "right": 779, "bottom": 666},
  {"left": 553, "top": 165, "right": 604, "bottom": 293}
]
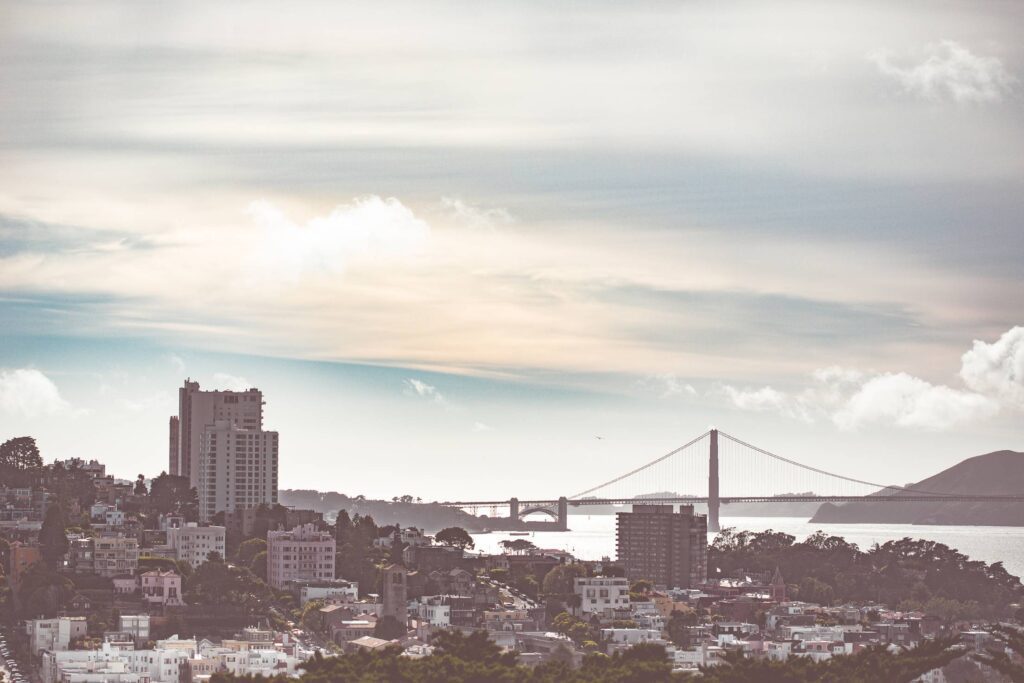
[
  {"left": 0, "top": 368, "right": 72, "bottom": 418},
  {"left": 441, "top": 197, "right": 513, "bottom": 231},
  {"left": 640, "top": 374, "right": 698, "bottom": 399},
  {"left": 212, "top": 373, "right": 252, "bottom": 392},
  {"left": 403, "top": 378, "right": 448, "bottom": 407},
  {"left": 167, "top": 353, "right": 186, "bottom": 375},
  {"left": 870, "top": 41, "right": 1014, "bottom": 103}
]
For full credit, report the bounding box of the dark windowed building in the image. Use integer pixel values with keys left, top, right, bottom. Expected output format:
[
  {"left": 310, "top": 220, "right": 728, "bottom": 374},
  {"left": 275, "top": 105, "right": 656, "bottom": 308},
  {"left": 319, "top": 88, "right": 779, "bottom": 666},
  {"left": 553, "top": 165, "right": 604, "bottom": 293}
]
[{"left": 616, "top": 504, "right": 708, "bottom": 589}]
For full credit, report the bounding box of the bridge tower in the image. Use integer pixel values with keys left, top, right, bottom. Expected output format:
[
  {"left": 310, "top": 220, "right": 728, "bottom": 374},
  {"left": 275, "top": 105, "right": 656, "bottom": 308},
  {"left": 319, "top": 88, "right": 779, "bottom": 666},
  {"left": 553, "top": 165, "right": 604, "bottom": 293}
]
[
  {"left": 509, "top": 497, "right": 520, "bottom": 522},
  {"left": 709, "top": 428, "right": 720, "bottom": 532}
]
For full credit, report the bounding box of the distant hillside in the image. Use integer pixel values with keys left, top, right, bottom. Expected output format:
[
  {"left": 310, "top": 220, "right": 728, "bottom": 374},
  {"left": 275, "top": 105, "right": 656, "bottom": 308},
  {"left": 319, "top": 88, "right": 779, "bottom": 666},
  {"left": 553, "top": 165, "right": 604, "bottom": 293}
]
[
  {"left": 811, "top": 450, "right": 1024, "bottom": 526},
  {"left": 278, "top": 489, "right": 487, "bottom": 532}
]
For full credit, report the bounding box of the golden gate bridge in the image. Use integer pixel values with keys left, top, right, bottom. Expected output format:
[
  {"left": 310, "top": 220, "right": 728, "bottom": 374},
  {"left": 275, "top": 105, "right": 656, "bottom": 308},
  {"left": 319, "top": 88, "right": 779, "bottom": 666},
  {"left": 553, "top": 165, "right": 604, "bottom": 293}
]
[{"left": 441, "top": 429, "right": 1024, "bottom": 532}]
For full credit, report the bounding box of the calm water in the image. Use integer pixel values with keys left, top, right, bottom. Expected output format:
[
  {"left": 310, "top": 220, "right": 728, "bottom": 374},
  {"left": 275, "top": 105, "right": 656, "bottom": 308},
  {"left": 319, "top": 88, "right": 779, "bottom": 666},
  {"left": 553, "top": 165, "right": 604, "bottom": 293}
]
[{"left": 470, "top": 515, "right": 1024, "bottom": 579}]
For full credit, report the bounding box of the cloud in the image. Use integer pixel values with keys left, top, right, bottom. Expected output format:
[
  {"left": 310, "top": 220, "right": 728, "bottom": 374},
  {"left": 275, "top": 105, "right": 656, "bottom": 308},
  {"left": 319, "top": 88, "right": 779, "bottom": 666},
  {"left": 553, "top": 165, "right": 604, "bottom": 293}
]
[
  {"left": 720, "top": 385, "right": 815, "bottom": 422},
  {"left": 211, "top": 373, "right": 252, "bottom": 392},
  {"left": 870, "top": 41, "right": 1014, "bottom": 103},
  {"left": 832, "top": 373, "right": 998, "bottom": 430},
  {"left": 0, "top": 368, "right": 71, "bottom": 417},
  {"left": 403, "top": 378, "right": 448, "bottom": 407},
  {"left": 721, "top": 327, "right": 1024, "bottom": 431},
  {"left": 167, "top": 353, "right": 186, "bottom": 375},
  {"left": 472, "top": 421, "right": 493, "bottom": 432},
  {"left": 641, "top": 374, "right": 698, "bottom": 399},
  {"left": 440, "top": 197, "right": 513, "bottom": 231},
  {"left": 960, "top": 326, "right": 1024, "bottom": 407},
  {"left": 248, "top": 196, "right": 430, "bottom": 279}
]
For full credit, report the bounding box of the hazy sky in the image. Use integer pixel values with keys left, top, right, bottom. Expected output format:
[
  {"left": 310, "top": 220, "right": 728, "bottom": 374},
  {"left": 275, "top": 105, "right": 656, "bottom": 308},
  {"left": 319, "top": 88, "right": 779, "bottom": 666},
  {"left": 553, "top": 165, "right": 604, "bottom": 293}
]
[{"left": 1, "top": 1, "right": 1022, "bottom": 501}]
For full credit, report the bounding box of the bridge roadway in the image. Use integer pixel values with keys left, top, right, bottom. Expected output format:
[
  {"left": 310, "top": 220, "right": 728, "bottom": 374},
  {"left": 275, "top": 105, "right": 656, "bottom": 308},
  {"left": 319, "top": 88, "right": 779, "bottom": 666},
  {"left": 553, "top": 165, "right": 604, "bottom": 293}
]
[{"left": 444, "top": 494, "right": 1024, "bottom": 507}]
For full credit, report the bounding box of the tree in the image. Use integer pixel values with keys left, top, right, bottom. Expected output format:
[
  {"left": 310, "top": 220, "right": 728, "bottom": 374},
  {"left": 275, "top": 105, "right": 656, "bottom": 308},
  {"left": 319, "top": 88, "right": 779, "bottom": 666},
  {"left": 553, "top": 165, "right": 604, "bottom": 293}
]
[
  {"left": 974, "top": 625, "right": 1024, "bottom": 681},
  {"left": 235, "top": 538, "right": 267, "bottom": 567},
  {"left": 300, "top": 599, "right": 326, "bottom": 631},
  {"left": 39, "top": 504, "right": 69, "bottom": 568},
  {"left": 435, "top": 527, "right": 474, "bottom": 550},
  {"left": 629, "top": 579, "right": 653, "bottom": 600},
  {"left": 667, "top": 608, "right": 699, "bottom": 646},
  {"left": 0, "top": 436, "right": 42, "bottom": 470},
  {"left": 542, "top": 563, "right": 587, "bottom": 595},
  {"left": 373, "top": 615, "right": 407, "bottom": 640},
  {"left": 250, "top": 551, "right": 268, "bottom": 581},
  {"left": 334, "top": 509, "right": 352, "bottom": 546},
  {"left": 149, "top": 473, "right": 199, "bottom": 521},
  {"left": 134, "top": 474, "right": 148, "bottom": 496}
]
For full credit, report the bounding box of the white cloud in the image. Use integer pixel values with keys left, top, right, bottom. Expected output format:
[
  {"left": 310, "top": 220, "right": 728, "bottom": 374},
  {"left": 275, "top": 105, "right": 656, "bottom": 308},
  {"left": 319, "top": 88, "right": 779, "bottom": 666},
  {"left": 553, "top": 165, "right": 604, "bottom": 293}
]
[
  {"left": 167, "top": 353, "right": 186, "bottom": 375},
  {"left": 441, "top": 197, "right": 513, "bottom": 231},
  {"left": 720, "top": 327, "right": 1024, "bottom": 431},
  {"left": 960, "top": 326, "right": 1024, "bottom": 407},
  {"left": 832, "top": 372, "right": 998, "bottom": 430},
  {"left": 211, "top": 373, "right": 252, "bottom": 392},
  {"left": 472, "top": 421, "right": 493, "bottom": 432},
  {"left": 403, "top": 378, "right": 448, "bottom": 407},
  {"left": 0, "top": 368, "right": 71, "bottom": 418},
  {"left": 641, "top": 374, "right": 698, "bottom": 399},
  {"left": 721, "top": 385, "right": 815, "bottom": 422},
  {"left": 870, "top": 41, "right": 1014, "bottom": 103},
  {"left": 248, "top": 195, "right": 430, "bottom": 279}
]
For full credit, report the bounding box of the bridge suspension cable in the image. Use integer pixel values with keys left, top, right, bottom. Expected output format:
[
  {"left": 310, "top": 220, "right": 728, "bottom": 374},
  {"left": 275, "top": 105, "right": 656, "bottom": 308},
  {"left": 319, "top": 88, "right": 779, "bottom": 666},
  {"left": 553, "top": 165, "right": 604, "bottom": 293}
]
[
  {"left": 717, "top": 430, "right": 964, "bottom": 498},
  {"left": 569, "top": 430, "right": 710, "bottom": 500}
]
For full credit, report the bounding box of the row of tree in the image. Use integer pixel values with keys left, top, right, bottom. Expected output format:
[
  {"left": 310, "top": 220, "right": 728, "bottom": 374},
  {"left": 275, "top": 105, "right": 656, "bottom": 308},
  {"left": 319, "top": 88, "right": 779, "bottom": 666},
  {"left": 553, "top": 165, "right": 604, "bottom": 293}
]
[
  {"left": 202, "top": 628, "right": 990, "bottom": 683},
  {"left": 710, "top": 528, "right": 1023, "bottom": 618}
]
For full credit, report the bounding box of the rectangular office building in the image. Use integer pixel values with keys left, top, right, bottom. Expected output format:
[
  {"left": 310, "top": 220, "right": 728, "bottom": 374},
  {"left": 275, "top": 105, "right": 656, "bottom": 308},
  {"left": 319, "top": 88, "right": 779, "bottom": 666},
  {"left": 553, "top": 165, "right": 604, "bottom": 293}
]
[{"left": 616, "top": 504, "right": 708, "bottom": 589}]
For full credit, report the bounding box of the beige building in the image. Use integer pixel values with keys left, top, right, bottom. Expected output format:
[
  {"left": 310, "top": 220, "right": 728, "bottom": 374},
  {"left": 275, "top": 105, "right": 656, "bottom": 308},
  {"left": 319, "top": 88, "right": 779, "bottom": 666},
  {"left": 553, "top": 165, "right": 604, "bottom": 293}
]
[
  {"left": 93, "top": 533, "right": 139, "bottom": 578},
  {"left": 266, "top": 524, "right": 335, "bottom": 589},
  {"left": 197, "top": 420, "right": 278, "bottom": 522},
  {"left": 170, "top": 379, "right": 265, "bottom": 486}
]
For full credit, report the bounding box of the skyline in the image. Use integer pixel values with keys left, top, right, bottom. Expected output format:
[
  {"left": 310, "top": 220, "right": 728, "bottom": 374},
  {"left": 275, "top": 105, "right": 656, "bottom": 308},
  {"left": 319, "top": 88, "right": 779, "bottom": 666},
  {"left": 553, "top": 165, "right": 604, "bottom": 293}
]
[{"left": 2, "top": 1, "right": 1023, "bottom": 499}]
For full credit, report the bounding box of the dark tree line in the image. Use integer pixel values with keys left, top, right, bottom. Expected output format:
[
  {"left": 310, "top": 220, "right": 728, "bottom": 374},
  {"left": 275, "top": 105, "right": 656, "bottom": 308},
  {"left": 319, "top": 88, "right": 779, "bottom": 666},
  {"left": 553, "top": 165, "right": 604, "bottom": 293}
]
[
  {"left": 710, "top": 529, "right": 1022, "bottom": 618},
  {"left": 205, "top": 630, "right": 968, "bottom": 683}
]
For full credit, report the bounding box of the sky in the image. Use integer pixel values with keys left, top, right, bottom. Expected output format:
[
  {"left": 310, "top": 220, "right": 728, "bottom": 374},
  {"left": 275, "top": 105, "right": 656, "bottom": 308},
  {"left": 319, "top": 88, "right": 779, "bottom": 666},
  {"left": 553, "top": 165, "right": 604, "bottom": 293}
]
[{"left": 1, "top": 0, "right": 1022, "bottom": 501}]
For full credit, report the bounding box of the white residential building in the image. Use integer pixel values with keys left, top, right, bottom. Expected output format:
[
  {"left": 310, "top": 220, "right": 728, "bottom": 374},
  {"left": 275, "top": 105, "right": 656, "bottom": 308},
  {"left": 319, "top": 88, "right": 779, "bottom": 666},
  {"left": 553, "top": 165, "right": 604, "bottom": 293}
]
[
  {"left": 600, "top": 628, "right": 665, "bottom": 645},
  {"left": 167, "top": 523, "right": 226, "bottom": 568},
  {"left": 26, "top": 617, "right": 88, "bottom": 654},
  {"left": 119, "top": 615, "right": 151, "bottom": 643},
  {"left": 287, "top": 579, "right": 359, "bottom": 605},
  {"left": 574, "top": 576, "right": 630, "bottom": 616},
  {"left": 417, "top": 596, "right": 452, "bottom": 627},
  {"left": 41, "top": 642, "right": 191, "bottom": 683},
  {"left": 266, "top": 524, "right": 336, "bottom": 589}
]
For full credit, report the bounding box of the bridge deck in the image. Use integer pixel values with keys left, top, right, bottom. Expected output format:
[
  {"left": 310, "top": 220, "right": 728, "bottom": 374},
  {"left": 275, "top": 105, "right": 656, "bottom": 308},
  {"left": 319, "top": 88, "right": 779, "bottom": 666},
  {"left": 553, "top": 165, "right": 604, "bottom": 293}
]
[{"left": 444, "top": 495, "right": 1024, "bottom": 506}]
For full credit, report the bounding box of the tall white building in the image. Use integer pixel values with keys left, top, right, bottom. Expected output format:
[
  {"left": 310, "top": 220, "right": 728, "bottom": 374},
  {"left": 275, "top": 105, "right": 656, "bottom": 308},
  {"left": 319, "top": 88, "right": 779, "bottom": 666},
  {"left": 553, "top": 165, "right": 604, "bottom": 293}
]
[
  {"left": 170, "top": 380, "right": 266, "bottom": 486},
  {"left": 197, "top": 420, "right": 278, "bottom": 522}
]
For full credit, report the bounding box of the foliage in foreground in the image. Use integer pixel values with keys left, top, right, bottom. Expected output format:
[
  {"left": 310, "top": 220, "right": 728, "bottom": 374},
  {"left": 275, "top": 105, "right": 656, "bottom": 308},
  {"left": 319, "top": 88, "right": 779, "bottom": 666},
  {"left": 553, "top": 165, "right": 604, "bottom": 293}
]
[{"left": 207, "top": 630, "right": 968, "bottom": 683}]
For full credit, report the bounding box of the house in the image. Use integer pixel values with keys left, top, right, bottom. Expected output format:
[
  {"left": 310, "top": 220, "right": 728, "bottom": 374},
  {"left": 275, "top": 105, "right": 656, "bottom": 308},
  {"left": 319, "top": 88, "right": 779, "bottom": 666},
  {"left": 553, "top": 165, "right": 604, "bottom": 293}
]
[{"left": 26, "top": 617, "right": 88, "bottom": 654}]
